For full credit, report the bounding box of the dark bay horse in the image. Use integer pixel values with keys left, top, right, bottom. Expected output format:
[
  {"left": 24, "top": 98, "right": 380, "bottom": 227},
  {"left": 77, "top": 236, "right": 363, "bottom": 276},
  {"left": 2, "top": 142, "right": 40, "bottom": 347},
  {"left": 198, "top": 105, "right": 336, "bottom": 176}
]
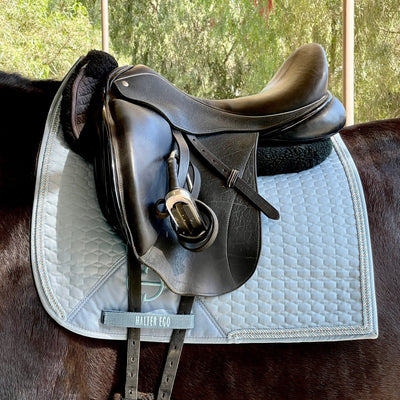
[{"left": 0, "top": 72, "right": 399, "bottom": 400}]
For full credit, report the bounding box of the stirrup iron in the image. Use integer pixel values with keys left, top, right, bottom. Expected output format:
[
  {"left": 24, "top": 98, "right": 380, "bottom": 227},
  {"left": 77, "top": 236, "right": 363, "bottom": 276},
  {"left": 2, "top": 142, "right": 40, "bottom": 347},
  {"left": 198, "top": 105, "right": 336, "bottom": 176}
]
[{"left": 163, "top": 151, "right": 218, "bottom": 252}]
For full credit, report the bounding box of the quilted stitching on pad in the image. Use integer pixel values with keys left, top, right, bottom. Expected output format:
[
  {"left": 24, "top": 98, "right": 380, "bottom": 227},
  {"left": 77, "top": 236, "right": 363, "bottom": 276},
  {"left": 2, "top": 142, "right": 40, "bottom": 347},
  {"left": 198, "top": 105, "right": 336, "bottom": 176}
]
[
  {"left": 34, "top": 110, "right": 126, "bottom": 317},
  {"left": 31, "top": 92, "right": 377, "bottom": 343},
  {"left": 204, "top": 160, "right": 362, "bottom": 333}
]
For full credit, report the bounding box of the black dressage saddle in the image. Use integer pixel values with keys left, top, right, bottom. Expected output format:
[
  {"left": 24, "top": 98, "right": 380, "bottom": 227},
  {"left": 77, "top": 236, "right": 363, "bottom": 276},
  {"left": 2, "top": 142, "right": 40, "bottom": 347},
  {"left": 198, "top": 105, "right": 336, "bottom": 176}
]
[{"left": 61, "top": 43, "right": 345, "bottom": 400}]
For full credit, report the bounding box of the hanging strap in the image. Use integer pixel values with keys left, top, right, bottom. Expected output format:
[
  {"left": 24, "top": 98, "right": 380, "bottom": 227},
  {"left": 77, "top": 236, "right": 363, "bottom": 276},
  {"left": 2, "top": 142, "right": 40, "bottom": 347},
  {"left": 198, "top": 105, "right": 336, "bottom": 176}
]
[
  {"left": 124, "top": 248, "right": 142, "bottom": 400},
  {"left": 156, "top": 296, "right": 194, "bottom": 400}
]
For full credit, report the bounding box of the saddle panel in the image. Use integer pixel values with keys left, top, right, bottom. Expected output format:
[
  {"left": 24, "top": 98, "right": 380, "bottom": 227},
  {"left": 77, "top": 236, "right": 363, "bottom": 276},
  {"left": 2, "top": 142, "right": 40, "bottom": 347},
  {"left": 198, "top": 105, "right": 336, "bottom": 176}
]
[{"left": 259, "top": 96, "right": 346, "bottom": 145}]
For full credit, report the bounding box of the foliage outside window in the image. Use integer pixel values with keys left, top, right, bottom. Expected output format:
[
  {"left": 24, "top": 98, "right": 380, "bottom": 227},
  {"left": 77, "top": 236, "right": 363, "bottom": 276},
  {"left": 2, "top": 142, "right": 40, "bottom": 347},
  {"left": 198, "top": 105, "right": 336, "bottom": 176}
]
[{"left": 0, "top": 0, "right": 398, "bottom": 123}]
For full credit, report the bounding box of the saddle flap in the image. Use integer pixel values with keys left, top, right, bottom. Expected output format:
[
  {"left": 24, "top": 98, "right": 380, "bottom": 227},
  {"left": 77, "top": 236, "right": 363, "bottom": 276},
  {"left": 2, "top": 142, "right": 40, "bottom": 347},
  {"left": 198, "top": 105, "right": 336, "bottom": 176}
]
[
  {"left": 97, "top": 93, "right": 262, "bottom": 296},
  {"left": 140, "top": 132, "right": 262, "bottom": 296}
]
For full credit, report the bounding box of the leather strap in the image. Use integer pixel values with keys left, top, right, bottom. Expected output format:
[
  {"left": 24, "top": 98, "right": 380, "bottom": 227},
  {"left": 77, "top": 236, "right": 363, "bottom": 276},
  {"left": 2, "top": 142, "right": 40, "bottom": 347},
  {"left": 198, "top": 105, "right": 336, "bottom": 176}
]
[
  {"left": 172, "top": 130, "right": 201, "bottom": 198},
  {"left": 187, "top": 134, "right": 280, "bottom": 220},
  {"left": 122, "top": 251, "right": 194, "bottom": 400},
  {"left": 156, "top": 296, "right": 195, "bottom": 400},
  {"left": 124, "top": 248, "right": 142, "bottom": 400},
  {"left": 172, "top": 130, "right": 190, "bottom": 188}
]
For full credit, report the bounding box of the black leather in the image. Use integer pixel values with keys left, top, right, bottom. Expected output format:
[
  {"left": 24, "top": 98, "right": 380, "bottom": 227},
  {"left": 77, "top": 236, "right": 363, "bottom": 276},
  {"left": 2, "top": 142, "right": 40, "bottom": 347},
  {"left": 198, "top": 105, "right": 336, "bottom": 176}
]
[
  {"left": 60, "top": 48, "right": 338, "bottom": 173},
  {"left": 113, "top": 68, "right": 328, "bottom": 137},
  {"left": 203, "top": 43, "right": 330, "bottom": 115},
  {"left": 156, "top": 296, "right": 194, "bottom": 400},
  {"left": 124, "top": 250, "right": 142, "bottom": 400},
  {"left": 111, "top": 44, "right": 345, "bottom": 144},
  {"left": 97, "top": 97, "right": 263, "bottom": 296}
]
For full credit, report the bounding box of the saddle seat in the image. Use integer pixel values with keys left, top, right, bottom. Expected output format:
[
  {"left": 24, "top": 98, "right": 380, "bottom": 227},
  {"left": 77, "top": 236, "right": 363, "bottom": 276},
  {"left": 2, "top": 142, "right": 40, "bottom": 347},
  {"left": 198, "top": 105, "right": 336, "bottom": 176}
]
[{"left": 204, "top": 42, "right": 330, "bottom": 115}]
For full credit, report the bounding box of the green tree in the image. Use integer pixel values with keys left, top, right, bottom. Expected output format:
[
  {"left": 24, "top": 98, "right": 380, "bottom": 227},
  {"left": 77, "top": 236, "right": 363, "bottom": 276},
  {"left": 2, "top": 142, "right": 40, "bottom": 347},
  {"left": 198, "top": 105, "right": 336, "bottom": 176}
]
[
  {"left": 107, "top": 0, "right": 279, "bottom": 99},
  {"left": 354, "top": 0, "right": 400, "bottom": 120},
  {"left": 105, "top": 0, "right": 344, "bottom": 102},
  {"left": 106, "top": 0, "right": 400, "bottom": 122},
  {"left": 0, "top": 0, "right": 399, "bottom": 122},
  {"left": 0, "top": 0, "right": 101, "bottom": 79}
]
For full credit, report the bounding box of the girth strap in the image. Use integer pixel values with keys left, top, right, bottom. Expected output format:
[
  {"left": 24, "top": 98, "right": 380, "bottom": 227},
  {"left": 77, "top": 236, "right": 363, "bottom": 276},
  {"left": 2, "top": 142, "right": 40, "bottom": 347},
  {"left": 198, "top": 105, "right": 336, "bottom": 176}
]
[
  {"left": 122, "top": 249, "right": 195, "bottom": 400},
  {"left": 157, "top": 296, "right": 194, "bottom": 400},
  {"left": 124, "top": 249, "right": 142, "bottom": 400}
]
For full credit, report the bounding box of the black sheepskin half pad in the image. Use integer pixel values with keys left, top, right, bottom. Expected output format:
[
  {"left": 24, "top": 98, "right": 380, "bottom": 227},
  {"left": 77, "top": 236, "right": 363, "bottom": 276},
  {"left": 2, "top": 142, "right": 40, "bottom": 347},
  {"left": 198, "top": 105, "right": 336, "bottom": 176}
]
[
  {"left": 256, "top": 138, "right": 333, "bottom": 176},
  {"left": 60, "top": 50, "right": 118, "bottom": 161}
]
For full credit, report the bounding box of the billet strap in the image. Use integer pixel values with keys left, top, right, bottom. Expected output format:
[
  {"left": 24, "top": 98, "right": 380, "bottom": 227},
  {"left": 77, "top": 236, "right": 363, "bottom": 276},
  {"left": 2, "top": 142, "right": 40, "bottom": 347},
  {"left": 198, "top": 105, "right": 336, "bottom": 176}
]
[
  {"left": 187, "top": 134, "right": 280, "bottom": 220},
  {"left": 124, "top": 249, "right": 142, "bottom": 400},
  {"left": 109, "top": 248, "right": 195, "bottom": 400},
  {"left": 172, "top": 130, "right": 190, "bottom": 188},
  {"left": 172, "top": 130, "right": 201, "bottom": 198},
  {"left": 156, "top": 296, "right": 195, "bottom": 400}
]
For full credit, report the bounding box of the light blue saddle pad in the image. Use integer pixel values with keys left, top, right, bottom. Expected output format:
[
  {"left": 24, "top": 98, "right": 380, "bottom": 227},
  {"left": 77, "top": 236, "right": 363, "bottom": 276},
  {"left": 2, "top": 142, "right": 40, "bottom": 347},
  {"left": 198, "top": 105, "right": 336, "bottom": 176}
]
[{"left": 31, "top": 85, "right": 378, "bottom": 344}]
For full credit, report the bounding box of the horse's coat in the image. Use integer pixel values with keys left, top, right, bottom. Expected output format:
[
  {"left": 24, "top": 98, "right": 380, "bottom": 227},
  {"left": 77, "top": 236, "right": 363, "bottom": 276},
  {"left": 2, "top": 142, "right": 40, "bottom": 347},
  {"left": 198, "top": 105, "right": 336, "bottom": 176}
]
[{"left": 0, "top": 72, "right": 399, "bottom": 399}]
